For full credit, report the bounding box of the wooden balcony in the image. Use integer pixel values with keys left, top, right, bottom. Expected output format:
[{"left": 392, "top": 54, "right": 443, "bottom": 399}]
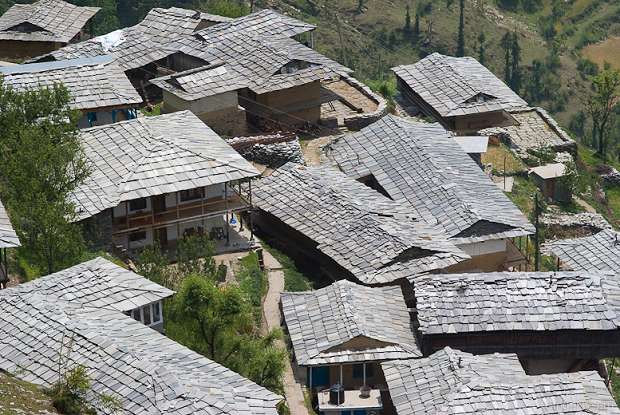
[
  {"left": 317, "top": 388, "right": 382, "bottom": 412},
  {"left": 112, "top": 194, "right": 250, "bottom": 234}
]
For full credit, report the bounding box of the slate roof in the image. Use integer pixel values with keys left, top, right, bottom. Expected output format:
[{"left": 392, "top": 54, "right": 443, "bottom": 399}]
[
  {"left": 253, "top": 164, "right": 469, "bottom": 285},
  {"left": 545, "top": 229, "right": 620, "bottom": 272},
  {"left": 37, "top": 6, "right": 211, "bottom": 70},
  {"left": 0, "top": 0, "right": 99, "bottom": 43},
  {"left": 392, "top": 53, "right": 528, "bottom": 118},
  {"left": 9, "top": 257, "right": 173, "bottom": 312},
  {"left": 0, "top": 292, "right": 281, "bottom": 414},
  {"left": 0, "top": 198, "right": 19, "bottom": 249},
  {"left": 71, "top": 110, "right": 259, "bottom": 221},
  {"left": 40, "top": 8, "right": 317, "bottom": 72},
  {"left": 414, "top": 271, "right": 620, "bottom": 335},
  {"left": 281, "top": 280, "right": 420, "bottom": 366},
  {"left": 328, "top": 115, "right": 534, "bottom": 244},
  {"left": 382, "top": 347, "right": 620, "bottom": 415},
  {"left": 530, "top": 163, "right": 567, "bottom": 180},
  {"left": 0, "top": 56, "right": 142, "bottom": 111},
  {"left": 480, "top": 107, "right": 575, "bottom": 156}
]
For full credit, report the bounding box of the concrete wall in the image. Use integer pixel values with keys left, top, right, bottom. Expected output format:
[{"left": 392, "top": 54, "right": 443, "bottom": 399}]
[
  {"left": 0, "top": 40, "right": 62, "bottom": 60},
  {"left": 445, "top": 239, "right": 508, "bottom": 272},
  {"left": 161, "top": 90, "right": 248, "bottom": 136}
]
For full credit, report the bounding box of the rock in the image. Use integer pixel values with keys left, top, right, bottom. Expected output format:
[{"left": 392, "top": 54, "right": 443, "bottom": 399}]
[
  {"left": 239, "top": 140, "right": 305, "bottom": 168},
  {"left": 541, "top": 211, "right": 612, "bottom": 237}
]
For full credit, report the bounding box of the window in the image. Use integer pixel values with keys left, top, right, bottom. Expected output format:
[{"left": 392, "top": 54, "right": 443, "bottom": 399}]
[
  {"left": 129, "top": 231, "right": 147, "bottom": 243},
  {"left": 152, "top": 302, "right": 161, "bottom": 323},
  {"left": 132, "top": 308, "right": 141, "bottom": 322},
  {"left": 129, "top": 198, "right": 147, "bottom": 211},
  {"left": 142, "top": 304, "right": 152, "bottom": 326},
  {"left": 180, "top": 188, "right": 203, "bottom": 202}
]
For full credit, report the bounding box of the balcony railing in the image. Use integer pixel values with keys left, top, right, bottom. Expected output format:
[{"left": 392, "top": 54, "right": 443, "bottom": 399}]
[
  {"left": 317, "top": 388, "right": 382, "bottom": 412},
  {"left": 113, "top": 193, "right": 250, "bottom": 233}
]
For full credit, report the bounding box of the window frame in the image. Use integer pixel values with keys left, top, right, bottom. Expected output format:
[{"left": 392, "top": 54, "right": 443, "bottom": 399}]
[
  {"left": 129, "top": 198, "right": 147, "bottom": 212},
  {"left": 179, "top": 188, "right": 204, "bottom": 202}
]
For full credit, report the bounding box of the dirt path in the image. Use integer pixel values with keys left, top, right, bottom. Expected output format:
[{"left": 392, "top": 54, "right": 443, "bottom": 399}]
[
  {"left": 575, "top": 196, "right": 597, "bottom": 214},
  {"left": 261, "top": 250, "right": 310, "bottom": 415}
]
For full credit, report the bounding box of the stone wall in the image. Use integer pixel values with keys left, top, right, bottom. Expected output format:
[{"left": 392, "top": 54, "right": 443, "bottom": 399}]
[{"left": 340, "top": 75, "right": 389, "bottom": 131}]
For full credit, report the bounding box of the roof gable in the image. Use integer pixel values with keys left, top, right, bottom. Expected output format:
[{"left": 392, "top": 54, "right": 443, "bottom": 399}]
[
  {"left": 328, "top": 115, "right": 534, "bottom": 243},
  {"left": 281, "top": 280, "right": 421, "bottom": 366}
]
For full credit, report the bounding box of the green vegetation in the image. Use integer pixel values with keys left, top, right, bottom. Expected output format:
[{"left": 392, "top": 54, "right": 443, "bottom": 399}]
[
  {"left": 263, "top": 244, "right": 314, "bottom": 292},
  {"left": 0, "top": 373, "right": 59, "bottom": 414},
  {"left": 137, "top": 235, "right": 286, "bottom": 394},
  {"left": 507, "top": 176, "right": 539, "bottom": 218},
  {"left": 607, "top": 358, "right": 620, "bottom": 405},
  {"left": 481, "top": 144, "right": 527, "bottom": 175},
  {"left": 0, "top": 81, "right": 90, "bottom": 276}
]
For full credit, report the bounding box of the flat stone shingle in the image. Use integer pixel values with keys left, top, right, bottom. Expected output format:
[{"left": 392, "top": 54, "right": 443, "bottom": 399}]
[
  {"left": 0, "top": 291, "right": 281, "bottom": 414},
  {"left": 9, "top": 257, "right": 174, "bottom": 312},
  {"left": 71, "top": 110, "right": 259, "bottom": 221},
  {"left": 281, "top": 280, "right": 420, "bottom": 366},
  {"left": 0, "top": 198, "right": 19, "bottom": 249},
  {"left": 253, "top": 163, "right": 469, "bottom": 285},
  {"left": 545, "top": 229, "right": 620, "bottom": 272},
  {"left": 414, "top": 271, "right": 620, "bottom": 335},
  {"left": 0, "top": 0, "right": 99, "bottom": 43},
  {"left": 0, "top": 56, "right": 142, "bottom": 111},
  {"left": 392, "top": 53, "right": 527, "bottom": 118},
  {"left": 327, "top": 115, "right": 534, "bottom": 244},
  {"left": 381, "top": 347, "right": 620, "bottom": 415}
]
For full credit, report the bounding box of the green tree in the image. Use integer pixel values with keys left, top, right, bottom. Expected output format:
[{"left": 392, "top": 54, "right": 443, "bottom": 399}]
[
  {"left": 456, "top": 0, "right": 465, "bottom": 56},
  {"left": 0, "top": 81, "right": 90, "bottom": 275},
  {"left": 510, "top": 32, "right": 522, "bottom": 92},
  {"left": 501, "top": 31, "right": 512, "bottom": 84},
  {"left": 404, "top": 4, "right": 412, "bottom": 36},
  {"left": 477, "top": 32, "right": 486, "bottom": 65},
  {"left": 413, "top": 9, "right": 420, "bottom": 42},
  {"left": 585, "top": 69, "right": 620, "bottom": 159}
]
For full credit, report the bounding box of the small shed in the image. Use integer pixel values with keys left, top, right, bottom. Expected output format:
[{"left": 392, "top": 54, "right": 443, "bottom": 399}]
[{"left": 529, "top": 163, "right": 571, "bottom": 203}]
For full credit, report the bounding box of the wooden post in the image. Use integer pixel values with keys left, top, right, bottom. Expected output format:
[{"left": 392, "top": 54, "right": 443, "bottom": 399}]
[
  {"left": 534, "top": 193, "right": 540, "bottom": 271},
  {"left": 125, "top": 202, "right": 129, "bottom": 229},
  {"left": 309, "top": 367, "right": 313, "bottom": 389},
  {"left": 249, "top": 179, "right": 254, "bottom": 241},
  {"left": 225, "top": 183, "right": 230, "bottom": 246},
  {"left": 363, "top": 363, "right": 366, "bottom": 387}
]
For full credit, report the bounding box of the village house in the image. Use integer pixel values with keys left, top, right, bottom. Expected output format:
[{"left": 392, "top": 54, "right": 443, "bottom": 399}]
[
  {"left": 252, "top": 163, "right": 469, "bottom": 287},
  {"left": 381, "top": 347, "right": 620, "bottom": 415},
  {"left": 72, "top": 111, "right": 259, "bottom": 255},
  {"left": 327, "top": 115, "right": 535, "bottom": 272},
  {"left": 0, "top": 0, "right": 99, "bottom": 60},
  {"left": 0, "top": 258, "right": 282, "bottom": 414},
  {"left": 545, "top": 228, "right": 620, "bottom": 272},
  {"left": 413, "top": 271, "right": 620, "bottom": 374},
  {"left": 529, "top": 162, "right": 572, "bottom": 203},
  {"left": 0, "top": 198, "right": 19, "bottom": 289},
  {"left": 9, "top": 257, "right": 174, "bottom": 331},
  {"left": 392, "top": 52, "right": 528, "bottom": 133},
  {"left": 281, "top": 280, "right": 419, "bottom": 415},
  {"left": 0, "top": 56, "right": 143, "bottom": 129}
]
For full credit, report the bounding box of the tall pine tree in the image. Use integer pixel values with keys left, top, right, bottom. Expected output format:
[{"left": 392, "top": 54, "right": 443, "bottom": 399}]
[
  {"left": 477, "top": 32, "right": 486, "bottom": 65},
  {"left": 510, "top": 32, "right": 522, "bottom": 92},
  {"left": 404, "top": 4, "right": 412, "bottom": 36},
  {"left": 501, "top": 31, "right": 513, "bottom": 85},
  {"left": 456, "top": 0, "right": 465, "bottom": 56},
  {"left": 413, "top": 9, "right": 420, "bottom": 42}
]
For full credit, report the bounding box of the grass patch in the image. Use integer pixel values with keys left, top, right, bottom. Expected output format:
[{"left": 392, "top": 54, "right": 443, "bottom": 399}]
[
  {"left": 0, "top": 373, "right": 58, "bottom": 414},
  {"left": 481, "top": 144, "right": 527, "bottom": 175},
  {"left": 263, "top": 244, "right": 314, "bottom": 292},
  {"left": 606, "top": 358, "right": 620, "bottom": 406},
  {"left": 237, "top": 251, "right": 268, "bottom": 325},
  {"left": 140, "top": 103, "right": 162, "bottom": 117},
  {"left": 605, "top": 186, "right": 620, "bottom": 219},
  {"left": 583, "top": 36, "right": 620, "bottom": 69},
  {"left": 507, "top": 176, "right": 539, "bottom": 218}
]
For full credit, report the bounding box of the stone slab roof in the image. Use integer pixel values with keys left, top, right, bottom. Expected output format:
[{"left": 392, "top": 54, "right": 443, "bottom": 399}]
[
  {"left": 281, "top": 280, "right": 420, "bottom": 366},
  {"left": 0, "top": 55, "right": 142, "bottom": 111},
  {"left": 9, "top": 257, "right": 173, "bottom": 312},
  {"left": 392, "top": 53, "right": 527, "bottom": 118},
  {"left": 382, "top": 347, "right": 620, "bottom": 415},
  {"left": 453, "top": 135, "right": 488, "bottom": 154},
  {"left": 0, "top": 292, "right": 281, "bottom": 414},
  {"left": 545, "top": 229, "right": 620, "bottom": 272},
  {"left": 253, "top": 164, "right": 469, "bottom": 285},
  {"left": 327, "top": 115, "right": 534, "bottom": 244},
  {"left": 71, "top": 110, "right": 259, "bottom": 221},
  {"left": 0, "top": 198, "right": 19, "bottom": 249},
  {"left": 0, "top": 0, "right": 99, "bottom": 43},
  {"left": 480, "top": 107, "right": 575, "bottom": 157},
  {"left": 414, "top": 271, "right": 620, "bottom": 335},
  {"left": 530, "top": 162, "right": 567, "bottom": 179},
  {"left": 37, "top": 6, "right": 211, "bottom": 70},
  {"left": 39, "top": 8, "right": 317, "bottom": 72}
]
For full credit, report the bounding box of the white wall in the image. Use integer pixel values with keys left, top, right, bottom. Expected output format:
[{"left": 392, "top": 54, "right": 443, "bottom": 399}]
[{"left": 457, "top": 239, "right": 507, "bottom": 257}]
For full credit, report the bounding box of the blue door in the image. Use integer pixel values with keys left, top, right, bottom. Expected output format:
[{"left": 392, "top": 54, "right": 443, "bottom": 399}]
[
  {"left": 353, "top": 411, "right": 366, "bottom": 415},
  {"left": 309, "top": 366, "right": 330, "bottom": 387},
  {"left": 340, "top": 411, "right": 351, "bottom": 415}
]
